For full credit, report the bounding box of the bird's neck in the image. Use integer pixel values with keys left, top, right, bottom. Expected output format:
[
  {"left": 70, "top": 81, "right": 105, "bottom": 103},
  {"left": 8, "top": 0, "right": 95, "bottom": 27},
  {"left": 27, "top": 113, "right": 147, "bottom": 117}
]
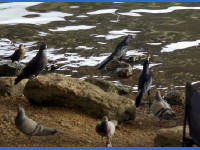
[
  {"left": 123, "top": 37, "right": 129, "bottom": 45},
  {"left": 19, "top": 48, "right": 25, "bottom": 52},
  {"left": 16, "top": 112, "right": 25, "bottom": 121},
  {"left": 142, "top": 65, "right": 150, "bottom": 74},
  {"left": 38, "top": 49, "right": 46, "bottom": 56}
]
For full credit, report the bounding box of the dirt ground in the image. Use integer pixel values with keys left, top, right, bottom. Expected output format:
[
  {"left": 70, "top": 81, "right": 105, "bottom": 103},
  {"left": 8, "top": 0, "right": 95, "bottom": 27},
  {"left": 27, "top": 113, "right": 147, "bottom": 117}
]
[{"left": 0, "top": 96, "right": 184, "bottom": 147}]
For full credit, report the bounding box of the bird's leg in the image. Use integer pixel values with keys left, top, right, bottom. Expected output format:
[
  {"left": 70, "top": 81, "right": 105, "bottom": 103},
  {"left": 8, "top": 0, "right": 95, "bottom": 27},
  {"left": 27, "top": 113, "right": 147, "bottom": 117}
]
[
  {"left": 117, "top": 57, "right": 123, "bottom": 65},
  {"left": 26, "top": 136, "right": 32, "bottom": 145},
  {"left": 106, "top": 137, "right": 112, "bottom": 147},
  {"left": 147, "top": 90, "right": 151, "bottom": 114},
  {"left": 101, "top": 136, "right": 104, "bottom": 144}
]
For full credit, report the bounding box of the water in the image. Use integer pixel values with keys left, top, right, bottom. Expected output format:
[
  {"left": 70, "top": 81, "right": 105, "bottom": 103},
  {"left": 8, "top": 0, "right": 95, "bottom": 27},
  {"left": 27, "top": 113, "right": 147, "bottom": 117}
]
[{"left": 1, "top": 2, "right": 200, "bottom": 92}]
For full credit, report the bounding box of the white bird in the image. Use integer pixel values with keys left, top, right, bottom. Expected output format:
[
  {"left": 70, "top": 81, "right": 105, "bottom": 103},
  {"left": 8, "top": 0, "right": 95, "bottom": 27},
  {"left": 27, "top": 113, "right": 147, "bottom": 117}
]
[
  {"left": 15, "top": 106, "right": 58, "bottom": 141},
  {"left": 95, "top": 116, "right": 118, "bottom": 147},
  {"left": 151, "top": 91, "right": 176, "bottom": 122}
]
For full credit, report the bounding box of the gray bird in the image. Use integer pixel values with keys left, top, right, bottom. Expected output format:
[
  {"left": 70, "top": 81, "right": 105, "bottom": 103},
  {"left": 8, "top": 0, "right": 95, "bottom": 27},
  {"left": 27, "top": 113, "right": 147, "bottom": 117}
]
[
  {"left": 151, "top": 91, "right": 176, "bottom": 122},
  {"left": 14, "top": 42, "right": 48, "bottom": 85},
  {"left": 15, "top": 106, "right": 58, "bottom": 140},
  {"left": 3, "top": 44, "right": 26, "bottom": 63},
  {"left": 135, "top": 58, "right": 152, "bottom": 113},
  {"left": 95, "top": 116, "right": 118, "bottom": 147},
  {"left": 98, "top": 35, "right": 132, "bottom": 70}
]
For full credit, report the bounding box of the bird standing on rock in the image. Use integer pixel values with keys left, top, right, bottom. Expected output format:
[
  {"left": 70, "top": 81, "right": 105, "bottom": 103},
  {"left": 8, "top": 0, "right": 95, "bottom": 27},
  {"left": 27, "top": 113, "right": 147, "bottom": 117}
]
[
  {"left": 15, "top": 106, "right": 58, "bottom": 142},
  {"left": 14, "top": 42, "right": 48, "bottom": 85},
  {"left": 3, "top": 44, "right": 25, "bottom": 63},
  {"left": 98, "top": 35, "right": 132, "bottom": 70},
  {"left": 151, "top": 91, "right": 176, "bottom": 123},
  {"left": 95, "top": 116, "right": 118, "bottom": 147},
  {"left": 135, "top": 58, "right": 152, "bottom": 112}
]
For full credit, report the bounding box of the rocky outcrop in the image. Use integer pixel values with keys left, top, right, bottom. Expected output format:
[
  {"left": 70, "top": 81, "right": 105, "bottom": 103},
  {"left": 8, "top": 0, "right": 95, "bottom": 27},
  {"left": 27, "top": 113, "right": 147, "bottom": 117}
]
[
  {"left": 164, "top": 91, "right": 185, "bottom": 105},
  {"left": 85, "top": 78, "right": 132, "bottom": 95},
  {"left": 0, "top": 62, "right": 24, "bottom": 77},
  {"left": 23, "top": 73, "right": 136, "bottom": 122},
  {"left": 0, "top": 77, "right": 28, "bottom": 96},
  {"left": 154, "top": 126, "right": 190, "bottom": 147}
]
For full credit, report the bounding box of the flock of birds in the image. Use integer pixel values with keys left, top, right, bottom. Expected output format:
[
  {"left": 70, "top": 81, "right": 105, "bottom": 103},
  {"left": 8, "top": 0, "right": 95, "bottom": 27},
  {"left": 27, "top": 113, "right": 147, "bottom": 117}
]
[{"left": 1, "top": 35, "right": 177, "bottom": 147}]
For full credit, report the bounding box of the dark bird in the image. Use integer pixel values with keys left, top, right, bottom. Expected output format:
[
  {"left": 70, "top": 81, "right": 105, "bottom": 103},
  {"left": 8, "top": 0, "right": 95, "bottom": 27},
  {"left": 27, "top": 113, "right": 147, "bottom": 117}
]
[
  {"left": 151, "top": 91, "right": 176, "bottom": 123},
  {"left": 14, "top": 42, "right": 48, "bottom": 85},
  {"left": 95, "top": 116, "right": 118, "bottom": 147},
  {"left": 135, "top": 59, "right": 152, "bottom": 112},
  {"left": 15, "top": 106, "right": 58, "bottom": 141},
  {"left": 98, "top": 35, "right": 132, "bottom": 70},
  {"left": 3, "top": 44, "right": 25, "bottom": 63}
]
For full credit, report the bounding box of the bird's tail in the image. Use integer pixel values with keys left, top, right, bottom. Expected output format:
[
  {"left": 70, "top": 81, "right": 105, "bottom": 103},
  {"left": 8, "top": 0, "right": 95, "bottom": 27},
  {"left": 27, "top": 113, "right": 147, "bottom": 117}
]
[
  {"left": 36, "top": 125, "right": 58, "bottom": 136},
  {"left": 98, "top": 55, "right": 113, "bottom": 70},
  {"left": 111, "top": 120, "right": 118, "bottom": 127},
  {"left": 14, "top": 74, "right": 24, "bottom": 85},
  {"left": 135, "top": 90, "right": 143, "bottom": 107},
  {"left": 3, "top": 56, "right": 11, "bottom": 60}
]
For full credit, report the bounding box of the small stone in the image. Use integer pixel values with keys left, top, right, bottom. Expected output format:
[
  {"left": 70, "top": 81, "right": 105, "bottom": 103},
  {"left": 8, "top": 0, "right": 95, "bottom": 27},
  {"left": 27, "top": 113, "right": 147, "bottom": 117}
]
[
  {"left": 116, "top": 64, "right": 133, "bottom": 78},
  {"left": 86, "top": 140, "right": 92, "bottom": 143},
  {"left": 138, "top": 121, "right": 143, "bottom": 125}
]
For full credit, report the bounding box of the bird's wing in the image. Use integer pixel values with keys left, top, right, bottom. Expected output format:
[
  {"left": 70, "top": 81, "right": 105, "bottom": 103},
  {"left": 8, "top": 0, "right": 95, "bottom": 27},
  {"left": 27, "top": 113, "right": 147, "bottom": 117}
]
[
  {"left": 19, "top": 116, "right": 38, "bottom": 135},
  {"left": 107, "top": 121, "right": 116, "bottom": 137},
  {"left": 22, "top": 51, "right": 47, "bottom": 77},
  {"left": 21, "top": 116, "right": 57, "bottom": 136},
  {"left": 11, "top": 49, "right": 20, "bottom": 59}
]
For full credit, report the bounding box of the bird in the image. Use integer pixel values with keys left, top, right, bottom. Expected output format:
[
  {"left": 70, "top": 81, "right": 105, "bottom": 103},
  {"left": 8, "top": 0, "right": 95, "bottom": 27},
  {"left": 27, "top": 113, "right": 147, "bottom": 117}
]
[
  {"left": 14, "top": 42, "right": 48, "bottom": 85},
  {"left": 3, "top": 44, "right": 25, "bottom": 63},
  {"left": 151, "top": 91, "right": 176, "bottom": 125},
  {"left": 98, "top": 35, "right": 132, "bottom": 70},
  {"left": 95, "top": 116, "right": 118, "bottom": 147},
  {"left": 135, "top": 58, "right": 152, "bottom": 112},
  {"left": 15, "top": 106, "right": 58, "bottom": 142}
]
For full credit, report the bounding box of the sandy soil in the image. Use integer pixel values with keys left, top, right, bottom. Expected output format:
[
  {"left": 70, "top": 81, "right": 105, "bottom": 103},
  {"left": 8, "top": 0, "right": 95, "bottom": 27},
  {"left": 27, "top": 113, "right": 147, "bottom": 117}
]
[{"left": 0, "top": 96, "right": 184, "bottom": 147}]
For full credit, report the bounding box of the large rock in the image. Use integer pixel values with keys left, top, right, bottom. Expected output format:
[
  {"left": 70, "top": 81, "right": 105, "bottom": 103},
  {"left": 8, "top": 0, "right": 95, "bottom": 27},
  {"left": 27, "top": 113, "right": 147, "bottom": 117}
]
[
  {"left": 23, "top": 73, "right": 136, "bottom": 122},
  {"left": 0, "top": 62, "right": 24, "bottom": 77},
  {"left": 0, "top": 77, "right": 28, "bottom": 96},
  {"left": 154, "top": 126, "right": 190, "bottom": 147},
  {"left": 164, "top": 91, "right": 185, "bottom": 105},
  {"left": 85, "top": 78, "right": 132, "bottom": 95}
]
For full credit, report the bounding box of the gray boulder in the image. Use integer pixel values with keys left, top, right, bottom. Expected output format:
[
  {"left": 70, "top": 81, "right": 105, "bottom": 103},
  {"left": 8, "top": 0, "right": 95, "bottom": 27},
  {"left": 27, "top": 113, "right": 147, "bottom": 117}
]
[
  {"left": 23, "top": 73, "right": 136, "bottom": 122},
  {"left": 154, "top": 126, "right": 190, "bottom": 147},
  {"left": 85, "top": 78, "right": 132, "bottom": 95},
  {"left": 105, "top": 60, "right": 133, "bottom": 78},
  {"left": 0, "top": 61, "right": 25, "bottom": 77},
  {"left": 116, "top": 64, "right": 133, "bottom": 78},
  {"left": 0, "top": 77, "right": 28, "bottom": 96}
]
